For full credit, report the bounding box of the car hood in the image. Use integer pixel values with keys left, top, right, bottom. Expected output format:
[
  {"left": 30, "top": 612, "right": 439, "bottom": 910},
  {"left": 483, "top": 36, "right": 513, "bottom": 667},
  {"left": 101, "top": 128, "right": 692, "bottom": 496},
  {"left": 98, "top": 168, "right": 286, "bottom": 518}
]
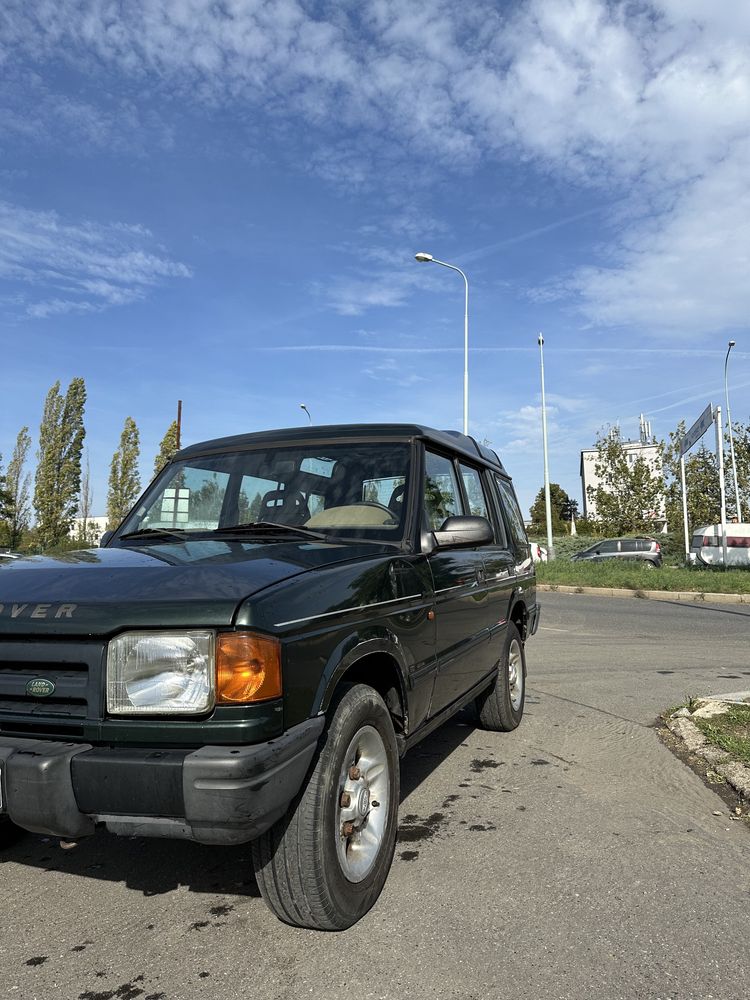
[{"left": 0, "top": 538, "right": 389, "bottom": 635}]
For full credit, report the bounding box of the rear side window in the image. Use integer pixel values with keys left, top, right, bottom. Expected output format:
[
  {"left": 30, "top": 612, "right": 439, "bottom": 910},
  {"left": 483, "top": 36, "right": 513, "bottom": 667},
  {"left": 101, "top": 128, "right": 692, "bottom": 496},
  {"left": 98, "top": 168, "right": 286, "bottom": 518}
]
[
  {"left": 620, "top": 539, "right": 638, "bottom": 552},
  {"left": 494, "top": 475, "right": 527, "bottom": 552}
]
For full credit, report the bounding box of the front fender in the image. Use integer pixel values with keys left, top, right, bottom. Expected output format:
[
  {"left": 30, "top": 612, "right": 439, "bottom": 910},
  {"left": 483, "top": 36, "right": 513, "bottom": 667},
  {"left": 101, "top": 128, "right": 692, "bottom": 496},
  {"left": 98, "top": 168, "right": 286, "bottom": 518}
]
[{"left": 312, "top": 628, "right": 410, "bottom": 723}]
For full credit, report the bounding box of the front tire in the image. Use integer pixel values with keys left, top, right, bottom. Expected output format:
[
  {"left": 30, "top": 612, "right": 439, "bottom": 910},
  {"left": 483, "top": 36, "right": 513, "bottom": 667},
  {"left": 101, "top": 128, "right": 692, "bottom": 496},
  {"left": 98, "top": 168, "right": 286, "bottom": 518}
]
[
  {"left": 252, "top": 684, "right": 399, "bottom": 930},
  {"left": 476, "top": 622, "right": 526, "bottom": 731},
  {"left": 0, "top": 817, "right": 24, "bottom": 849}
]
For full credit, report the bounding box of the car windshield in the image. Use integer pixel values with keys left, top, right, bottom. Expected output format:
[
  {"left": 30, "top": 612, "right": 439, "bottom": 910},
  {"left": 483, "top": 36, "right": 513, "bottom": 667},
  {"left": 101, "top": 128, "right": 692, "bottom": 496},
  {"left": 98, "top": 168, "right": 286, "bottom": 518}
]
[{"left": 117, "top": 441, "right": 411, "bottom": 544}]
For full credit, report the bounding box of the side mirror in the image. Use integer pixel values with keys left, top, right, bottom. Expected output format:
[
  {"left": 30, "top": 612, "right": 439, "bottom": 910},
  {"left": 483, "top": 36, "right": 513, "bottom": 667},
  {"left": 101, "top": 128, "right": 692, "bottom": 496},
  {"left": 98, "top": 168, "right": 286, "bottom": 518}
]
[
  {"left": 99, "top": 530, "right": 114, "bottom": 548},
  {"left": 433, "top": 515, "right": 494, "bottom": 549}
]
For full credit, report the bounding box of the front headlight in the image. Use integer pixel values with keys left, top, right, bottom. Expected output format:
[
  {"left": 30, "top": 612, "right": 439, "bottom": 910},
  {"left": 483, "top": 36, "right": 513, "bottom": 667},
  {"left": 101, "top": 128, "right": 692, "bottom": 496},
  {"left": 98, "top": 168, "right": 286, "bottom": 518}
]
[{"left": 107, "top": 631, "right": 215, "bottom": 715}]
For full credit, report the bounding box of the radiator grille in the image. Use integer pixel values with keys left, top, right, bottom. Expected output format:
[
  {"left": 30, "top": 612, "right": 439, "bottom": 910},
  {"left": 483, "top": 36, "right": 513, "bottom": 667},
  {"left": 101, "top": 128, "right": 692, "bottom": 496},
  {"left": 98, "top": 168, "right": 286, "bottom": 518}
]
[{"left": 0, "top": 641, "right": 103, "bottom": 732}]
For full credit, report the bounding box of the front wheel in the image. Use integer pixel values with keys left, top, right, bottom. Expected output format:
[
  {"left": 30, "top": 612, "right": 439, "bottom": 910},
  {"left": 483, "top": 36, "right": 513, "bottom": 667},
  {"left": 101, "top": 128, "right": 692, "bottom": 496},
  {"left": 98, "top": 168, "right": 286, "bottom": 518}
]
[
  {"left": 0, "top": 817, "right": 24, "bottom": 849},
  {"left": 476, "top": 622, "right": 526, "bottom": 731},
  {"left": 252, "top": 683, "right": 399, "bottom": 930}
]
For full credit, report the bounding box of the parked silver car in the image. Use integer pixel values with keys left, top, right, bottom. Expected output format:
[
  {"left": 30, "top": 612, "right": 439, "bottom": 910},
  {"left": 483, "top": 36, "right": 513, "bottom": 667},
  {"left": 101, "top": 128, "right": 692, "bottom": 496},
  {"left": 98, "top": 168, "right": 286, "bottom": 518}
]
[{"left": 571, "top": 537, "right": 662, "bottom": 568}]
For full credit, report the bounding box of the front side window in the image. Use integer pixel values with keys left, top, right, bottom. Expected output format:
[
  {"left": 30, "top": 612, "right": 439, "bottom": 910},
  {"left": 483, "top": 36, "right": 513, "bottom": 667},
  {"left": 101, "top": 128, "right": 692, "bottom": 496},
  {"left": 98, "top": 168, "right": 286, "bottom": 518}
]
[
  {"left": 423, "top": 451, "right": 461, "bottom": 530},
  {"left": 597, "top": 540, "right": 619, "bottom": 553},
  {"left": 118, "top": 441, "right": 412, "bottom": 543},
  {"left": 458, "top": 464, "right": 490, "bottom": 519}
]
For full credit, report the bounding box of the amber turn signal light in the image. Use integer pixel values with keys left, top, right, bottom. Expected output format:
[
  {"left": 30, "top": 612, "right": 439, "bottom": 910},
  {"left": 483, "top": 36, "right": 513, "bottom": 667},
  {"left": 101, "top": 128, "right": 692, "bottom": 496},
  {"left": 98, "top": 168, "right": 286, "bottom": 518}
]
[{"left": 216, "top": 632, "right": 282, "bottom": 704}]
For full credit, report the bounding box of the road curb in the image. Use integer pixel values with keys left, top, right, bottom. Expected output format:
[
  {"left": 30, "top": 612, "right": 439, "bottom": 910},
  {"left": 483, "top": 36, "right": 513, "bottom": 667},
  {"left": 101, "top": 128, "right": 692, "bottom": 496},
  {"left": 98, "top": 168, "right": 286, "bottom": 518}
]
[
  {"left": 666, "top": 711, "right": 750, "bottom": 803},
  {"left": 538, "top": 583, "right": 748, "bottom": 604}
]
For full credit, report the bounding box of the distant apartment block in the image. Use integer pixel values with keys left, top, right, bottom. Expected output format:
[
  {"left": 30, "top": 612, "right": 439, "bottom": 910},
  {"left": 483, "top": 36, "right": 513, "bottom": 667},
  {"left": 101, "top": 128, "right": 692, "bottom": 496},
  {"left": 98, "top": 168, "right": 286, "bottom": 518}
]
[{"left": 580, "top": 415, "right": 666, "bottom": 527}]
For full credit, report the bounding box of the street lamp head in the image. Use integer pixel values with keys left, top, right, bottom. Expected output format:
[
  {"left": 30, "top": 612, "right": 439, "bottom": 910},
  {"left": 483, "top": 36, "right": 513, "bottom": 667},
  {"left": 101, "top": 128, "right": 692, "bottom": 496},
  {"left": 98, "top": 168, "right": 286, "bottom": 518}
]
[
  {"left": 414, "top": 252, "right": 434, "bottom": 263},
  {"left": 728, "top": 339, "right": 736, "bottom": 349},
  {"left": 538, "top": 332, "right": 544, "bottom": 346}
]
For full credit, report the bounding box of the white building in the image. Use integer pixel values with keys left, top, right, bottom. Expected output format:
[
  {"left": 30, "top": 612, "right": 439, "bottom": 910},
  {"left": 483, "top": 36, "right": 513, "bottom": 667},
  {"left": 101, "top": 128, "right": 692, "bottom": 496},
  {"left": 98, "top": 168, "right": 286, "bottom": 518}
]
[
  {"left": 69, "top": 516, "right": 109, "bottom": 545},
  {"left": 580, "top": 415, "right": 666, "bottom": 528}
]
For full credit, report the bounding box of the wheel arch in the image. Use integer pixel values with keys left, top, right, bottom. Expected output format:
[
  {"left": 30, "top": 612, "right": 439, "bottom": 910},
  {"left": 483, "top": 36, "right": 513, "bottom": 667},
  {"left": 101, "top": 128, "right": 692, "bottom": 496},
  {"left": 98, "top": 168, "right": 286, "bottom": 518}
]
[
  {"left": 314, "top": 637, "right": 409, "bottom": 738},
  {"left": 509, "top": 597, "right": 529, "bottom": 641}
]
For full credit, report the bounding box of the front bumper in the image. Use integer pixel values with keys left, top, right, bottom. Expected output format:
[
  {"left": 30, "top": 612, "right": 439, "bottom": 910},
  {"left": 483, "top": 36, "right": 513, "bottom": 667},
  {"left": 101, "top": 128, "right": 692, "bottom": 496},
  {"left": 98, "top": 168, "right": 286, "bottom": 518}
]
[{"left": 0, "top": 716, "right": 325, "bottom": 846}]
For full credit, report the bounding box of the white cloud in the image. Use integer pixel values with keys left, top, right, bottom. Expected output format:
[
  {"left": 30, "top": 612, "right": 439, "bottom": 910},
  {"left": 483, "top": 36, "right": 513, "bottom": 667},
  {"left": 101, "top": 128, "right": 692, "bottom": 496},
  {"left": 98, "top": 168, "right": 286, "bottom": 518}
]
[
  {"left": 0, "top": 202, "right": 191, "bottom": 318},
  {"left": 2, "top": 1, "right": 748, "bottom": 332},
  {"left": 361, "top": 356, "right": 427, "bottom": 388},
  {"left": 570, "top": 141, "right": 750, "bottom": 332}
]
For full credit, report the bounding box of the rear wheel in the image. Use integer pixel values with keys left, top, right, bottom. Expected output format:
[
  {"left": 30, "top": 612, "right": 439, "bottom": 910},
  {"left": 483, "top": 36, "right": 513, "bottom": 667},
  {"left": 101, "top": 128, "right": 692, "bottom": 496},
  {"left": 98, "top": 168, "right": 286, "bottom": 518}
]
[
  {"left": 476, "top": 622, "right": 526, "bottom": 731},
  {"left": 252, "top": 683, "right": 399, "bottom": 930}
]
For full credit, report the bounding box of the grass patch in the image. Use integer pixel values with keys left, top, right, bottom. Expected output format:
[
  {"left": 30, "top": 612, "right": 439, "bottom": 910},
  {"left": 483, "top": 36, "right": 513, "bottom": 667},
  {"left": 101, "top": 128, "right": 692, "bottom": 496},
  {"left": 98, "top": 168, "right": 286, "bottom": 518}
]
[
  {"left": 536, "top": 559, "right": 750, "bottom": 594},
  {"left": 693, "top": 706, "right": 750, "bottom": 766}
]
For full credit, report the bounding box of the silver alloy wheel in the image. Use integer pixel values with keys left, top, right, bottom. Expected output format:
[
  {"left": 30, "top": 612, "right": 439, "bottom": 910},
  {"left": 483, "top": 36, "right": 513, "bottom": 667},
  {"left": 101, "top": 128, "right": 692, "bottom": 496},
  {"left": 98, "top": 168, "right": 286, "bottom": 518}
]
[
  {"left": 335, "top": 724, "right": 390, "bottom": 883},
  {"left": 508, "top": 638, "right": 524, "bottom": 711}
]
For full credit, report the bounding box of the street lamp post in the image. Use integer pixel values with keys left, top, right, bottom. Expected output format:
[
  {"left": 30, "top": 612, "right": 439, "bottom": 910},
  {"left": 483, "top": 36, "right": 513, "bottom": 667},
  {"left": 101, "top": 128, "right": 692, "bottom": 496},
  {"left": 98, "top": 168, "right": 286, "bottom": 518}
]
[
  {"left": 538, "top": 333, "right": 555, "bottom": 561},
  {"left": 300, "top": 403, "right": 312, "bottom": 424},
  {"left": 415, "top": 252, "right": 469, "bottom": 435},
  {"left": 724, "top": 340, "right": 742, "bottom": 521}
]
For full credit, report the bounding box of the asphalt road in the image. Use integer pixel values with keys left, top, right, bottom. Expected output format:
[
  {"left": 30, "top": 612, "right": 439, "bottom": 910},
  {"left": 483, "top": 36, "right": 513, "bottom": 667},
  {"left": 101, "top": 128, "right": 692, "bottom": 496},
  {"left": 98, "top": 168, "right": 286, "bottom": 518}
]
[{"left": 2, "top": 593, "right": 750, "bottom": 1000}]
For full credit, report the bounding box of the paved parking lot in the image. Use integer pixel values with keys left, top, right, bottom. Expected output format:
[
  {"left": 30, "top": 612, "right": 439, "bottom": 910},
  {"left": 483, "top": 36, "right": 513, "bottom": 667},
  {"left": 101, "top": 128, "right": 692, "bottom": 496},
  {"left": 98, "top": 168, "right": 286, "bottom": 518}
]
[{"left": 2, "top": 593, "right": 749, "bottom": 1000}]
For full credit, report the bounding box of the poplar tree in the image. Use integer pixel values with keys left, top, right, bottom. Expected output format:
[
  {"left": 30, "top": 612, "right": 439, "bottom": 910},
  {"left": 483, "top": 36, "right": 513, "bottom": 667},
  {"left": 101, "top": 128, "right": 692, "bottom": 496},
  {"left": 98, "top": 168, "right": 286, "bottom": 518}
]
[
  {"left": 0, "top": 455, "right": 12, "bottom": 524},
  {"left": 3, "top": 427, "right": 32, "bottom": 549},
  {"left": 107, "top": 416, "right": 141, "bottom": 529},
  {"left": 154, "top": 420, "right": 179, "bottom": 476},
  {"left": 34, "top": 378, "right": 87, "bottom": 549}
]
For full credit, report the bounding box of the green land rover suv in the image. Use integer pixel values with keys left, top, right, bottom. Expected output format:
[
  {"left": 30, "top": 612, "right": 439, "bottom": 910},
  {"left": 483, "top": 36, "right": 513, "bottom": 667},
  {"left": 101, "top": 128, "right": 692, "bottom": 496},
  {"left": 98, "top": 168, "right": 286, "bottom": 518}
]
[{"left": 0, "top": 423, "right": 538, "bottom": 929}]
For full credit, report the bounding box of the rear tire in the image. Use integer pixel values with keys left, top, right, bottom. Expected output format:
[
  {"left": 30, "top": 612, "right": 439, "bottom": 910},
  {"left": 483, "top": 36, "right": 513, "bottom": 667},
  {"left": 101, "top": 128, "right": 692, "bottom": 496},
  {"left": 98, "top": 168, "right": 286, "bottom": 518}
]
[
  {"left": 476, "top": 622, "right": 526, "bottom": 732},
  {"left": 252, "top": 683, "right": 399, "bottom": 930}
]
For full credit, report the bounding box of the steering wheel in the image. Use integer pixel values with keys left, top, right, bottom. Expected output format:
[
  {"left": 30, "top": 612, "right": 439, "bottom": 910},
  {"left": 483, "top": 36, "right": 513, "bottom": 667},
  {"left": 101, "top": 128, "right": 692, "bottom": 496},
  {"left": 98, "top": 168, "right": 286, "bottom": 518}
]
[{"left": 357, "top": 501, "right": 394, "bottom": 515}]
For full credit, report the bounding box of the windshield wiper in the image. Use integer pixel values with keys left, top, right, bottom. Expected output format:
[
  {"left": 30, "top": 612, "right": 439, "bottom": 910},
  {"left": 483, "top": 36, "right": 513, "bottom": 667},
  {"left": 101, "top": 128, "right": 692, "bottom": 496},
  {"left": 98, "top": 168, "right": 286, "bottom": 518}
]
[
  {"left": 118, "top": 527, "right": 193, "bottom": 542},
  {"left": 212, "top": 521, "right": 329, "bottom": 541}
]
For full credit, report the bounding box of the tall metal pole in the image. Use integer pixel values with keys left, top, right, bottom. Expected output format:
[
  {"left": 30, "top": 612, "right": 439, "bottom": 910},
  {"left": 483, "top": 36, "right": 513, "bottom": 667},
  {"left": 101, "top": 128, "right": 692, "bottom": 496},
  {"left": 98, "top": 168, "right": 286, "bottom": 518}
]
[
  {"left": 724, "top": 340, "right": 741, "bottom": 521},
  {"left": 538, "top": 333, "right": 555, "bottom": 560},
  {"left": 462, "top": 270, "right": 469, "bottom": 436},
  {"left": 176, "top": 399, "right": 182, "bottom": 451},
  {"left": 680, "top": 453, "right": 690, "bottom": 561},
  {"left": 414, "top": 253, "right": 469, "bottom": 434},
  {"left": 715, "top": 405, "right": 728, "bottom": 566}
]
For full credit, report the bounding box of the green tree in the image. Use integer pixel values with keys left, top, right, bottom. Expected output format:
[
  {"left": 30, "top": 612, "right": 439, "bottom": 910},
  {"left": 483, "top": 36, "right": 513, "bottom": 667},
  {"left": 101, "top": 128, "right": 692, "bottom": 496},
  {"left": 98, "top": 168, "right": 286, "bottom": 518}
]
[
  {"left": 588, "top": 427, "right": 663, "bottom": 534},
  {"left": 661, "top": 422, "right": 721, "bottom": 531},
  {"left": 727, "top": 420, "right": 750, "bottom": 520},
  {"left": 34, "top": 378, "right": 87, "bottom": 550},
  {"left": 75, "top": 450, "right": 100, "bottom": 545},
  {"left": 1, "top": 427, "right": 32, "bottom": 549},
  {"left": 154, "top": 420, "right": 179, "bottom": 476},
  {"left": 107, "top": 417, "right": 141, "bottom": 529},
  {"left": 191, "top": 475, "right": 223, "bottom": 523},
  {"left": 529, "top": 483, "right": 570, "bottom": 534}
]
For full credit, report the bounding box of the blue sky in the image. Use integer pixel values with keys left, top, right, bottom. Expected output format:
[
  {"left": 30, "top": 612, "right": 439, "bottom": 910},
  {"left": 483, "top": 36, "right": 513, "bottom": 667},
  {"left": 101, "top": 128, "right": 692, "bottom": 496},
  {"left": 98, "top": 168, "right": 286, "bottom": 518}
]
[{"left": 1, "top": 0, "right": 749, "bottom": 522}]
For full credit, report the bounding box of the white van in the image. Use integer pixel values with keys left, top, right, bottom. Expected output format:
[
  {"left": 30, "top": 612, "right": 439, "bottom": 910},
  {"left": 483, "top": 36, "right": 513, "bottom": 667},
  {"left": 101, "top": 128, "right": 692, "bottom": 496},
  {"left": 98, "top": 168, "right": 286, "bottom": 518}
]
[{"left": 689, "top": 524, "right": 750, "bottom": 567}]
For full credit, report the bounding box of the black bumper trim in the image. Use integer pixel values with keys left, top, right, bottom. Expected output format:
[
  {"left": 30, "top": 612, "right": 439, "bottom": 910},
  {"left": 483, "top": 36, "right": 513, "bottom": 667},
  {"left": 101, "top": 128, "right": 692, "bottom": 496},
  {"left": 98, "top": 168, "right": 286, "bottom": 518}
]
[
  {"left": 0, "top": 716, "right": 325, "bottom": 845},
  {"left": 529, "top": 603, "right": 541, "bottom": 636}
]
